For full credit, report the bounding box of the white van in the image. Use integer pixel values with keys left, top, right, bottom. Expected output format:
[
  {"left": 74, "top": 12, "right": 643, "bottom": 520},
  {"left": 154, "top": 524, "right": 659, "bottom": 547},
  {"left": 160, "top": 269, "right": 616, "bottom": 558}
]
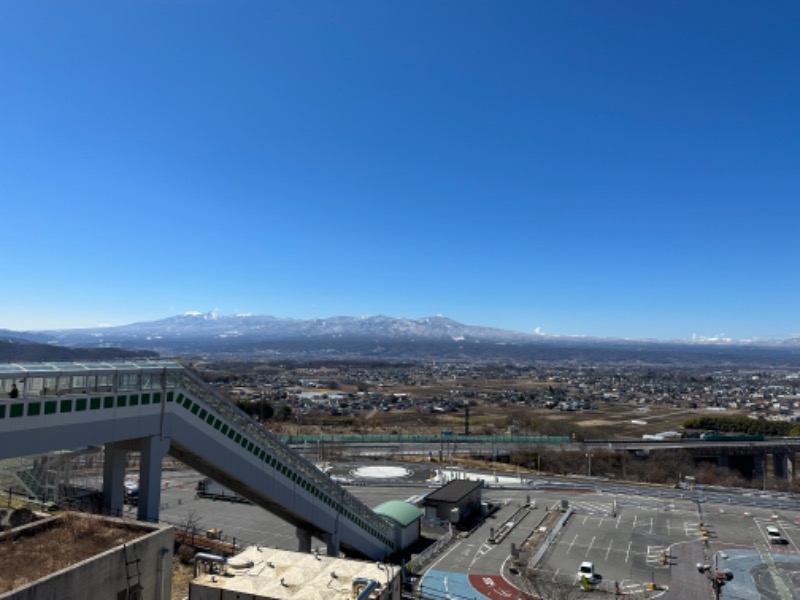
[{"left": 766, "top": 526, "right": 783, "bottom": 544}]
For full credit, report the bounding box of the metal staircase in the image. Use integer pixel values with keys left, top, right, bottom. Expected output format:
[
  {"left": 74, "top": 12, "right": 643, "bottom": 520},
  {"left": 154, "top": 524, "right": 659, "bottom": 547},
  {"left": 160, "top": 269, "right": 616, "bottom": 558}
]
[{"left": 171, "top": 367, "right": 396, "bottom": 558}]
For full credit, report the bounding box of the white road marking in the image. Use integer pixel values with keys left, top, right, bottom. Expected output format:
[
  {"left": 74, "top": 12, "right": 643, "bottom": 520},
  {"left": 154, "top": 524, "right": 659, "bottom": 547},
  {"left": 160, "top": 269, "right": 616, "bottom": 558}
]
[
  {"left": 567, "top": 533, "right": 578, "bottom": 555},
  {"left": 605, "top": 539, "right": 614, "bottom": 560},
  {"left": 586, "top": 535, "right": 596, "bottom": 557}
]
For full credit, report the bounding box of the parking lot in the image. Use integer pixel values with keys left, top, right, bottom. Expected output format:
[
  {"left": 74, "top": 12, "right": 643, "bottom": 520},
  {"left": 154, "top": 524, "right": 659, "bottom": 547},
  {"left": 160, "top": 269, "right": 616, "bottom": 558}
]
[
  {"left": 536, "top": 492, "right": 800, "bottom": 599},
  {"left": 539, "top": 495, "right": 703, "bottom": 594},
  {"left": 144, "top": 465, "right": 800, "bottom": 599}
]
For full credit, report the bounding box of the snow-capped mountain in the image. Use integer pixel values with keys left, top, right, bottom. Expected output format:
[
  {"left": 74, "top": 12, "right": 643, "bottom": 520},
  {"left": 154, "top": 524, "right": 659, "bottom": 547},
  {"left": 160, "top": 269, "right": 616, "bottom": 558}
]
[
  {"left": 6, "top": 313, "right": 800, "bottom": 365},
  {"left": 35, "top": 312, "right": 538, "bottom": 346}
]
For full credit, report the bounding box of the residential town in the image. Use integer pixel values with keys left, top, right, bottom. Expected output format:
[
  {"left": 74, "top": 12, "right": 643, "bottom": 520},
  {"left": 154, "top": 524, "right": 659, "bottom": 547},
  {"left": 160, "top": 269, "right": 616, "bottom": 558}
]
[{"left": 195, "top": 359, "right": 800, "bottom": 435}]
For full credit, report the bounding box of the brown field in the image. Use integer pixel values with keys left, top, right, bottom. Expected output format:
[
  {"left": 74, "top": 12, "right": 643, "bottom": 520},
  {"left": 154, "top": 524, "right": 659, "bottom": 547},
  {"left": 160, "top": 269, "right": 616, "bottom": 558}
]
[{"left": 290, "top": 400, "right": 736, "bottom": 440}]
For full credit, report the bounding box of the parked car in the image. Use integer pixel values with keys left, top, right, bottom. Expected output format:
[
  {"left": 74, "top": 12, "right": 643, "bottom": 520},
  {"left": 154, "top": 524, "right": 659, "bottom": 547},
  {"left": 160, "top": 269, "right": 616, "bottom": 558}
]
[
  {"left": 577, "top": 561, "right": 599, "bottom": 585},
  {"left": 123, "top": 482, "right": 139, "bottom": 506},
  {"left": 766, "top": 526, "right": 784, "bottom": 544}
]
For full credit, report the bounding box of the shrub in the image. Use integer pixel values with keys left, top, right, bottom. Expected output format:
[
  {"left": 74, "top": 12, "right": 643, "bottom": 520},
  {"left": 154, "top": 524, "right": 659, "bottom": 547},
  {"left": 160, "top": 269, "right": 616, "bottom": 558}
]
[{"left": 177, "top": 543, "right": 195, "bottom": 565}]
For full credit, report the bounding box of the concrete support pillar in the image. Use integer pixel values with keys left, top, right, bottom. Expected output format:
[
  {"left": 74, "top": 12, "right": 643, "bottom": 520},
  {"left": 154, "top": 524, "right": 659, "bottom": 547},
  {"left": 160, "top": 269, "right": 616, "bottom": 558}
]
[
  {"left": 752, "top": 454, "right": 766, "bottom": 484},
  {"left": 717, "top": 454, "right": 729, "bottom": 469},
  {"left": 137, "top": 435, "right": 169, "bottom": 522},
  {"left": 787, "top": 453, "right": 796, "bottom": 482},
  {"left": 102, "top": 443, "right": 127, "bottom": 517},
  {"left": 773, "top": 453, "right": 788, "bottom": 480},
  {"left": 296, "top": 527, "right": 312, "bottom": 553},
  {"left": 322, "top": 531, "right": 340, "bottom": 557}
]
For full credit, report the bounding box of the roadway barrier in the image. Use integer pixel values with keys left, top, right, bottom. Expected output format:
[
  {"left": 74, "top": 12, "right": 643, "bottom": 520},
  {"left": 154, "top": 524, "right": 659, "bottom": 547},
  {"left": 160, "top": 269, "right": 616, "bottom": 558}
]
[
  {"left": 407, "top": 524, "right": 454, "bottom": 575},
  {"left": 529, "top": 507, "right": 574, "bottom": 568}
]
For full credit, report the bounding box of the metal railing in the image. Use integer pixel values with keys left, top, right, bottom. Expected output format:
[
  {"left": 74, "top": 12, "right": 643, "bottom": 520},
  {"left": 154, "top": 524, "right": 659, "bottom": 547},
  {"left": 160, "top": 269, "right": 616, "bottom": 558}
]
[
  {"left": 283, "top": 434, "right": 571, "bottom": 445},
  {"left": 407, "top": 523, "right": 453, "bottom": 575}
]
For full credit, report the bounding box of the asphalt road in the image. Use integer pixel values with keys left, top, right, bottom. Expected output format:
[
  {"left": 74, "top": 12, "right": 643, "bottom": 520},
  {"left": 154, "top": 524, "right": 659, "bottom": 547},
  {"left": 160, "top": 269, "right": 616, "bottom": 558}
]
[{"left": 156, "top": 468, "right": 433, "bottom": 552}]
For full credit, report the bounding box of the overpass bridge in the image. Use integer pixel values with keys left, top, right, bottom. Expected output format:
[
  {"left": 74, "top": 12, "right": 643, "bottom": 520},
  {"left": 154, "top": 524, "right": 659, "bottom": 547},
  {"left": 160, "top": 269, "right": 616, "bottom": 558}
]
[
  {"left": 0, "top": 361, "right": 395, "bottom": 560},
  {"left": 586, "top": 438, "right": 800, "bottom": 481}
]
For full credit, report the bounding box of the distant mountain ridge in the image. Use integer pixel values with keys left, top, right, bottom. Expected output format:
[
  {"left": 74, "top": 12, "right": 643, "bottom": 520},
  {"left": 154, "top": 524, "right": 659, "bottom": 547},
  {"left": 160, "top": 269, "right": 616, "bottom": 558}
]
[
  {"left": 0, "top": 336, "right": 157, "bottom": 363},
  {"left": 35, "top": 312, "right": 539, "bottom": 345},
  {"left": 4, "top": 313, "right": 800, "bottom": 366}
]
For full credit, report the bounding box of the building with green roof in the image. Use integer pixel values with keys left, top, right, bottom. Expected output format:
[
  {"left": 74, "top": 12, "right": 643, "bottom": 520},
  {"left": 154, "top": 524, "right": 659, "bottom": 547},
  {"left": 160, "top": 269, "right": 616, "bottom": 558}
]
[{"left": 374, "top": 500, "right": 423, "bottom": 552}]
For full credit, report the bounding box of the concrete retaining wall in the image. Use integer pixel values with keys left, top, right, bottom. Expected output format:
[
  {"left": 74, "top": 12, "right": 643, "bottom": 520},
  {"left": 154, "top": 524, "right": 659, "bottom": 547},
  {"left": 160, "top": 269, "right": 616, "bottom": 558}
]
[{"left": 1, "top": 518, "right": 174, "bottom": 600}]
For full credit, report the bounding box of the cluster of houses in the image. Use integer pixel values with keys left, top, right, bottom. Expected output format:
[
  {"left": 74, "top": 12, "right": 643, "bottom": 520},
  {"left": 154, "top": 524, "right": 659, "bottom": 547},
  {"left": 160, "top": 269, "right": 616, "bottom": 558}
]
[{"left": 201, "top": 361, "right": 800, "bottom": 425}]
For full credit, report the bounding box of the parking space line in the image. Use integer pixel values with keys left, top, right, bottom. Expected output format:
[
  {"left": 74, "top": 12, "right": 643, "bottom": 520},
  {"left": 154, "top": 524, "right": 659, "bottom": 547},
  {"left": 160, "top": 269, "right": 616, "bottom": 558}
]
[
  {"left": 586, "top": 535, "right": 595, "bottom": 557},
  {"left": 625, "top": 541, "right": 632, "bottom": 563},
  {"left": 566, "top": 533, "right": 578, "bottom": 555},
  {"left": 781, "top": 527, "right": 798, "bottom": 551},
  {"left": 605, "top": 539, "right": 614, "bottom": 561}
]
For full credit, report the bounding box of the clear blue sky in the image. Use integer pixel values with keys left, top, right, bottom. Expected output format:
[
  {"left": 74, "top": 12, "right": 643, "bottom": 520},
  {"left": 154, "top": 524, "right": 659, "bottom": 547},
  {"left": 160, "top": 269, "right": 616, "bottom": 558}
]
[{"left": 2, "top": 1, "right": 798, "bottom": 341}]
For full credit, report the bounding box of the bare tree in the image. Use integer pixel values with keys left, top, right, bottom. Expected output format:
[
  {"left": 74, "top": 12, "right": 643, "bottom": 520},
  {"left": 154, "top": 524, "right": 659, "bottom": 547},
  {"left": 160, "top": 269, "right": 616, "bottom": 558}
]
[
  {"left": 176, "top": 508, "right": 204, "bottom": 564},
  {"left": 179, "top": 508, "right": 202, "bottom": 536}
]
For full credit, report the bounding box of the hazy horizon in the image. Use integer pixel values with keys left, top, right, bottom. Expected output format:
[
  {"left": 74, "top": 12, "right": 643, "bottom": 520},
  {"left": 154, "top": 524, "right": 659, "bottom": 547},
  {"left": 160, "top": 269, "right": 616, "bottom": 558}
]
[{"left": 2, "top": 1, "right": 798, "bottom": 341}]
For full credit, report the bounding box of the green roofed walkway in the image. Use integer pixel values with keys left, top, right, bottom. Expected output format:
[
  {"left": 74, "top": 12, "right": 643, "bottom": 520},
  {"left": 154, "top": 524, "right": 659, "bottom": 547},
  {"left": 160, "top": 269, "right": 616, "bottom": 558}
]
[{"left": 0, "top": 361, "right": 395, "bottom": 560}]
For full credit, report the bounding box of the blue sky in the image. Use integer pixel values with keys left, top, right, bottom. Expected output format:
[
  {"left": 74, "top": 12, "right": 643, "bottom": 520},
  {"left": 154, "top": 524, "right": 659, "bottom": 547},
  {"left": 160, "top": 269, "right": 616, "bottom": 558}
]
[{"left": 1, "top": 1, "right": 798, "bottom": 341}]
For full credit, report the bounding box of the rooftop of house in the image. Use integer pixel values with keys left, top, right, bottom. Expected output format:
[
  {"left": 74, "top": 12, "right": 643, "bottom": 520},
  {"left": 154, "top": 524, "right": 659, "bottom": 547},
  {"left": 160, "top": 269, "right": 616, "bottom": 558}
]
[
  {"left": 424, "top": 478, "right": 483, "bottom": 504},
  {"left": 190, "top": 545, "right": 400, "bottom": 600}
]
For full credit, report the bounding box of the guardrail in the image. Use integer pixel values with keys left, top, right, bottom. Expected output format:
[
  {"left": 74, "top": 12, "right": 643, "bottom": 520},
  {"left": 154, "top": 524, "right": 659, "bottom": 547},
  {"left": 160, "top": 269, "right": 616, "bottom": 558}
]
[
  {"left": 407, "top": 523, "right": 454, "bottom": 575},
  {"left": 283, "top": 434, "right": 571, "bottom": 444}
]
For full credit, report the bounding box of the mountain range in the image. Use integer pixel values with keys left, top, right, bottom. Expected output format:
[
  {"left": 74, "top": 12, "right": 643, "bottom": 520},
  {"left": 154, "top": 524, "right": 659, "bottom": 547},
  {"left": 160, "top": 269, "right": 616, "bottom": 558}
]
[{"left": 2, "top": 312, "right": 800, "bottom": 367}]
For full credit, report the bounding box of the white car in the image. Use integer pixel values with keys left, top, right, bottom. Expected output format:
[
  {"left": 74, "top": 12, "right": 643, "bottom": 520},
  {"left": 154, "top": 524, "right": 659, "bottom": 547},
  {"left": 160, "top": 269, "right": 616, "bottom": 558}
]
[
  {"left": 578, "top": 561, "right": 598, "bottom": 584},
  {"left": 123, "top": 481, "right": 139, "bottom": 506},
  {"left": 766, "top": 526, "right": 784, "bottom": 544}
]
